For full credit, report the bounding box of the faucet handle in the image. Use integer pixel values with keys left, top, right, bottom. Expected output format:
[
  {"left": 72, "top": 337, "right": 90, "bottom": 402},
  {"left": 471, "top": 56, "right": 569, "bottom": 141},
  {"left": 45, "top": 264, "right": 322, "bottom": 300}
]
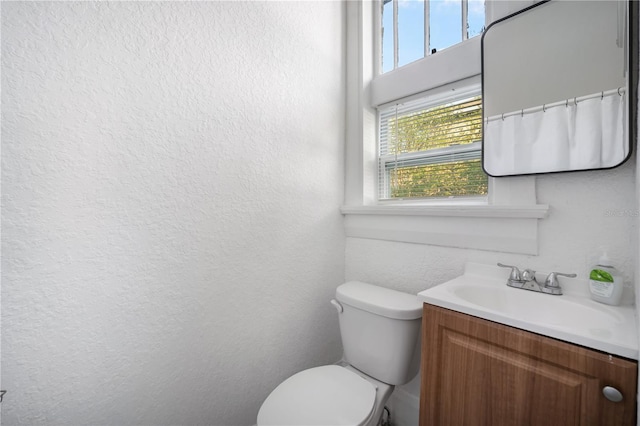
[
  {"left": 544, "top": 272, "right": 577, "bottom": 288},
  {"left": 497, "top": 263, "right": 522, "bottom": 281}
]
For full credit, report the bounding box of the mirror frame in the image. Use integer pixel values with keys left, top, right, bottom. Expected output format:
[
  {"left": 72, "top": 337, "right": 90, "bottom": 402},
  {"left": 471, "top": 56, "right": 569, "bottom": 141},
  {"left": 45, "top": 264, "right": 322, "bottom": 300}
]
[{"left": 481, "top": 0, "right": 638, "bottom": 178}]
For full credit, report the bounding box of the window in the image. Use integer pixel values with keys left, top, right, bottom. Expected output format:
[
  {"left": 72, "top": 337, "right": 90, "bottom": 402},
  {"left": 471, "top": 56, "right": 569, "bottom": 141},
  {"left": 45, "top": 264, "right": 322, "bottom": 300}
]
[
  {"left": 374, "top": 0, "right": 487, "bottom": 202},
  {"left": 381, "top": 0, "right": 485, "bottom": 73},
  {"left": 378, "top": 88, "right": 487, "bottom": 200},
  {"left": 341, "top": 0, "right": 547, "bottom": 253}
]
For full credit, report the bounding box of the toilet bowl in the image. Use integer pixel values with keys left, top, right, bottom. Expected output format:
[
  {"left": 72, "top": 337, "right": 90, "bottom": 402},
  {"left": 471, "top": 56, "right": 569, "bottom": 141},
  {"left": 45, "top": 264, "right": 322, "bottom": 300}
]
[{"left": 257, "top": 281, "right": 423, "bottom": 426}]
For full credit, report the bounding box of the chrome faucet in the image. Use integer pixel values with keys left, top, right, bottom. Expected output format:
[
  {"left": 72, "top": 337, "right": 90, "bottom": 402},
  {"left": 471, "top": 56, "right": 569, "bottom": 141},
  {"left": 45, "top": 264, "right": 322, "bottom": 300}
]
[{"left": 497, "top": 263, "right": 576, "bottom": 295}]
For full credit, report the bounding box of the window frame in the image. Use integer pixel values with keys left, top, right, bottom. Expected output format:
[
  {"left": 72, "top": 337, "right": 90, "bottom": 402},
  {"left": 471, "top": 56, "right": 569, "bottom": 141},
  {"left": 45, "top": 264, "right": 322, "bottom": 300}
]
[
  {"left": 374, "top": 0, "right": 487, "bottom": 204},
  {"left": 381, "top": 0, "right": 481, "bottom": 74},
  {"left": 342, "top": 0, "right": 547, "bottom": 255}
]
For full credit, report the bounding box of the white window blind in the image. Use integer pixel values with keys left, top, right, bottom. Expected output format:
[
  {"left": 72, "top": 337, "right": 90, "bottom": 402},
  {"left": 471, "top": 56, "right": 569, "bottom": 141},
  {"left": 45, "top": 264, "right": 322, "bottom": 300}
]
[{"left": 378, "top": 90, "right": 487, "bottom": 200}]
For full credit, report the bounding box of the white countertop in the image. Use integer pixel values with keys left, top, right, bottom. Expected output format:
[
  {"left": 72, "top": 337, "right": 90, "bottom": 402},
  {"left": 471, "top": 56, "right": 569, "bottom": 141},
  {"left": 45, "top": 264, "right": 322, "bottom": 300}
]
[{"left": 417, "top": 263, "right": 638, "bottom": 360}]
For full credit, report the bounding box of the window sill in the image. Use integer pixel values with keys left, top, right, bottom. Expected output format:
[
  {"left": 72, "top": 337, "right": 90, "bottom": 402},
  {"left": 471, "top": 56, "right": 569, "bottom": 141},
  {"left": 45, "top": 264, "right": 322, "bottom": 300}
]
[
  {"left": 340, "top": 204, "right": 549, "bottom": 255},
  {"left": 341, "top": 204, "right": 549, "bottom": 218}
]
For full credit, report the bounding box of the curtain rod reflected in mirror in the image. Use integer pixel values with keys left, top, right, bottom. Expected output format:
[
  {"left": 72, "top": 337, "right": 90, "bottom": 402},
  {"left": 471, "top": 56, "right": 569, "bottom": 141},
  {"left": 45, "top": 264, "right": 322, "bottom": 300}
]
[{"left": 486, "top": 88, "right": 625, "bottom": 123}]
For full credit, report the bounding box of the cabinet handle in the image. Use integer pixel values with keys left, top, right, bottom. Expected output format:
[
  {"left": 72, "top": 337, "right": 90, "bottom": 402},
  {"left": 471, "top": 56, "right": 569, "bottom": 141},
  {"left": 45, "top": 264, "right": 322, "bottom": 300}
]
[{"left": 602, "top": 386, "right": 623, "bottom": 402}]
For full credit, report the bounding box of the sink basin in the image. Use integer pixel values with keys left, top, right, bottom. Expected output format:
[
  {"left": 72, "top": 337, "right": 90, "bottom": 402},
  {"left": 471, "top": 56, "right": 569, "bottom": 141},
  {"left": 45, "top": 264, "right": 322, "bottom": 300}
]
[
  {"left": 454, "top": 285, "right": 623, "bottom": 332},
  {"left": 418, "top": 263, "right": 638, "bottom": 359}
]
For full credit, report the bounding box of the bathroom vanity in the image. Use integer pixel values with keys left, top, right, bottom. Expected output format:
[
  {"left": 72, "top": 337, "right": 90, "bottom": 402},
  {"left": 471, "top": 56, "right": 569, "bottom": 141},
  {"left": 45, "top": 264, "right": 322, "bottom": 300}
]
[{"left": 417, "top": 264, "right": 638, "bottom": 426}]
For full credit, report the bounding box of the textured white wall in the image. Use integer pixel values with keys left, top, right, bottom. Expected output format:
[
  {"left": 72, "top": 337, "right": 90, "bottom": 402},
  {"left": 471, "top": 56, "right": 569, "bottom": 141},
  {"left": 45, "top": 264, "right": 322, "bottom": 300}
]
[
  {"left": 1, "top": 2, "right": 345, "bottom": 425},
  {"left": 347, "top": 164, "right": 637, "bottom": 295}
]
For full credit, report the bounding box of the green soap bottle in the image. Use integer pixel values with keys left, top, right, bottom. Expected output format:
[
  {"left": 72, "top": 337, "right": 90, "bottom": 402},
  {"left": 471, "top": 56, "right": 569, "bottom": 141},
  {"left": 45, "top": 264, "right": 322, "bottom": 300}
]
[{"left": 589, "top": 253, "right": 623, "bottom": 306}]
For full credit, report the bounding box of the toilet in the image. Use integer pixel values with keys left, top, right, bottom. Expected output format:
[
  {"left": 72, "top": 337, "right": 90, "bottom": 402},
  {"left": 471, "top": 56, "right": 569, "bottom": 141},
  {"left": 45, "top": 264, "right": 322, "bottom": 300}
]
[{"left": 257, "top": 281, "right": 423, "bottom": 426}]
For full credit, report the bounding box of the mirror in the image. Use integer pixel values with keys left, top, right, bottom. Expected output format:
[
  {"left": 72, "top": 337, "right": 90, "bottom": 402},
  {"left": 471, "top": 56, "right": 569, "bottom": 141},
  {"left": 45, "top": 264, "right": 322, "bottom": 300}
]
[{"left": 481, "top": 0, "right": 636, "bottom": 177}]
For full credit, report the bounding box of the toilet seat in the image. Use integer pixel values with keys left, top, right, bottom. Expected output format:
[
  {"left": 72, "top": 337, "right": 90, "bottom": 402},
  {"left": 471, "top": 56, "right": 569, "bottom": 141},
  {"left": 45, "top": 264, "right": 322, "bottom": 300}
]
[{"left": 257, "top": 365, "right": 377, "bottom": 426}]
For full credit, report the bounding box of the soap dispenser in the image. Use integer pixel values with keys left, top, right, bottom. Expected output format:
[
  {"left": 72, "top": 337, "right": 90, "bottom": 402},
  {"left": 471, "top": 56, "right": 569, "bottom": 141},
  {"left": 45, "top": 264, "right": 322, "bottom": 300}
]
[{"left": 588, "top": 253, "right": 623, "bottom": 306}]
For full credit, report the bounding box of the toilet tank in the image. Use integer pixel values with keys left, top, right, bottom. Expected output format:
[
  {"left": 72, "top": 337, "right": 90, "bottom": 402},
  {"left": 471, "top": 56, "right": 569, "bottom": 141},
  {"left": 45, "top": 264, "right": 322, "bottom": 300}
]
[{"left": 335, "top": 281, "right": 423, "bottom": 385}]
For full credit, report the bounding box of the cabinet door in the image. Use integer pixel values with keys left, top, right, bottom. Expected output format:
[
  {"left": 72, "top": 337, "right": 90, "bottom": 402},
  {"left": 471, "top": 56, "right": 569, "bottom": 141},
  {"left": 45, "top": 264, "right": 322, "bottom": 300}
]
[{"left": 420, "top": 304, "right": 637, "bottom": 426}]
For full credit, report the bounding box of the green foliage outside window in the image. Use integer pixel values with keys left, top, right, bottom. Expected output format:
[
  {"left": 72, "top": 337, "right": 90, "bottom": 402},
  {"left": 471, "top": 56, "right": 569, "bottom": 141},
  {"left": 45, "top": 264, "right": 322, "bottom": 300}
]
[
  {"left": 385, "top": 96, "right": 488, "bottom": 199},
  {"left": 390, "top": 160, "right": 488, "bottom": 198}
]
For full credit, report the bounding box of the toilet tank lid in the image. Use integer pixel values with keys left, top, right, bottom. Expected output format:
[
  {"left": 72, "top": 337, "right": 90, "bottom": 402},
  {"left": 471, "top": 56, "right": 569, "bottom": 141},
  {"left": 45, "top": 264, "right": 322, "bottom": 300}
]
[{"left": 336, "top": 281, "right": 423, "bottom": 320}]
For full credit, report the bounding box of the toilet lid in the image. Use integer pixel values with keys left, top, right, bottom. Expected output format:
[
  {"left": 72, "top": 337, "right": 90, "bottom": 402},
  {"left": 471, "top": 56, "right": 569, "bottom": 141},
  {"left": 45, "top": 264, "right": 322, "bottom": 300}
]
[{"left": 257, "top": 365, "right": 377, "bottom": 426}]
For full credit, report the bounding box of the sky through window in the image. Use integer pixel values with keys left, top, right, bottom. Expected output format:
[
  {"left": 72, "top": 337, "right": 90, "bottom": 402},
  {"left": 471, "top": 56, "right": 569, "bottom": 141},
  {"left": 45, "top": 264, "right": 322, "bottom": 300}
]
[{"left": 382, "top": 0, "right": 485, "bottom": 73}]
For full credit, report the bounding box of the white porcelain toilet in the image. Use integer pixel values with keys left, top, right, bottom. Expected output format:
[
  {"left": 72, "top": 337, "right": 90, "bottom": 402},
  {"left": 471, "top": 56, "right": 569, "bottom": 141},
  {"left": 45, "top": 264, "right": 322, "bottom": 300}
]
[{"left": 257, "top": 281, "right": 423, "bottom": 426}]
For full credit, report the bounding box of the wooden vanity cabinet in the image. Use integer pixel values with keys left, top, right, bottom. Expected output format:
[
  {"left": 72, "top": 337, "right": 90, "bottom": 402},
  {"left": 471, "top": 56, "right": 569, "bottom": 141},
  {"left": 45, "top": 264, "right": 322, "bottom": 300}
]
[{"left": 420, "top": 304, "right": 638, "bottom": 426}]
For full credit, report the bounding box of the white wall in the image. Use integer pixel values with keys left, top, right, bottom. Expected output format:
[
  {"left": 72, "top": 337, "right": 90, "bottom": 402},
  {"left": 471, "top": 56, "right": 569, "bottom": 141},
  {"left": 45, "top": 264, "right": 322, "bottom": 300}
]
[
  {"left": 1, "top": 2, "right": 345, "bottom": 425},
  {"left": 347, "top": 160, "right": 637, "bottom": 294}
]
